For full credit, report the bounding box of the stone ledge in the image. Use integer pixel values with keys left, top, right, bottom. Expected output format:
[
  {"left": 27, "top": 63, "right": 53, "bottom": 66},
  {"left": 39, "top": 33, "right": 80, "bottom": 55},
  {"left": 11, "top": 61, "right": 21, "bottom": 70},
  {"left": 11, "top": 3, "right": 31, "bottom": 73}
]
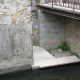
[
  {"left": 0, "top": 64, "right": 32, "bottom": 75},
  {"left": 0, "top": 57, "right": 33, "bottom": 75}
]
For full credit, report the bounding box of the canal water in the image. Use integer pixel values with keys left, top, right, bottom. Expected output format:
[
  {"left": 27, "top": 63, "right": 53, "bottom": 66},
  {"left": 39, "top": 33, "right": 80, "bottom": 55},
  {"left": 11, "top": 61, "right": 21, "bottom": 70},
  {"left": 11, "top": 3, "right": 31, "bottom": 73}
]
[{"left": 0, "top": 62, "right": 80, "bottom": 80}]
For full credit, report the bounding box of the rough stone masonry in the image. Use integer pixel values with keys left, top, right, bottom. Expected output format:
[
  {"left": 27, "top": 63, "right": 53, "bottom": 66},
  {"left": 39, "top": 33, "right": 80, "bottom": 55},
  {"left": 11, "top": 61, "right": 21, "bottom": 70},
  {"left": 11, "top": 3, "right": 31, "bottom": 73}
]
[{"left": 0, "top": 0, "right": 33, "bottom": 64}]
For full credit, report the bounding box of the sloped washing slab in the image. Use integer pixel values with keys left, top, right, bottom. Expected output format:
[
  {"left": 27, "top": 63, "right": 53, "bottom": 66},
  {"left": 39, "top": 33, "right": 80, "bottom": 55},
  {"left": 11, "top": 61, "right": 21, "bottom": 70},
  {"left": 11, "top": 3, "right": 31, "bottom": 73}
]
[{"left": 32, "top": 46, "right": 80, "bottom": 69}]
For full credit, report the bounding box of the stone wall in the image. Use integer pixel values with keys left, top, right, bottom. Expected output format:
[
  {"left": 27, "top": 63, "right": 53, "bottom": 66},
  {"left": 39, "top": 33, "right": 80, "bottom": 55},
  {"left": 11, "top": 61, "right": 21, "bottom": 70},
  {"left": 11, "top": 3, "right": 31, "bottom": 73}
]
[
  {"left": 0, "top": 0, "right": 33, "bottom": 64},
  {"left": 38, "top": 10, "right": 64, "bottom": 49},
  {"left": 31, "top": 0, "right": 37, "bottom": 11},
  {"left": 32, "top": 12, "right": 39, "bottom": 45},
  {"left": 31, "top": 0, "right": 39, "bottom": 46}
]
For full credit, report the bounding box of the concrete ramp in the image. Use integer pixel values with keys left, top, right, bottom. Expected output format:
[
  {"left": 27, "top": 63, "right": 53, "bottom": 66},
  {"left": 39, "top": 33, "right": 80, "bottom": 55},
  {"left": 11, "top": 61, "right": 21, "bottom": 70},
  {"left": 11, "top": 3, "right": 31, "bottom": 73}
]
[{"left": 32, "top": 46, "right": 80, "bottom": 69}]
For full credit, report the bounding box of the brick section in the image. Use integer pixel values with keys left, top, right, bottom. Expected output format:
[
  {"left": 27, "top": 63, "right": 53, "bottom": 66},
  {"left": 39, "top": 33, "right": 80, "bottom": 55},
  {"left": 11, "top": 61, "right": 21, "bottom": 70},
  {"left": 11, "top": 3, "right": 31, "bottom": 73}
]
[{"left": 65, "top": 18, "right": 80, "bottom": 57}]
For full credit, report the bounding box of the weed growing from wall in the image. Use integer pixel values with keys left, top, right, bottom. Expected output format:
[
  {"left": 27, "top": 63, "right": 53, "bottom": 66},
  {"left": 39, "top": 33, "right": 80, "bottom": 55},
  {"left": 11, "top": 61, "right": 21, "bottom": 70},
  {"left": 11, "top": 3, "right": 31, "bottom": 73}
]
[{"left": 34, "top": 12, "right": 38, "bottom": 18}]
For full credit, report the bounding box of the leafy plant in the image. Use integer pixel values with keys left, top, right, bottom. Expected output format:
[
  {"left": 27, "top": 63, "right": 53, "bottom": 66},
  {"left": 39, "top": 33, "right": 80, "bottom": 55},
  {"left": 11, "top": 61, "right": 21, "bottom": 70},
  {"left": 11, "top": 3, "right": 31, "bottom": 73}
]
[
  {"left": 35, "top": 0, "right": 40, "bottom": 3},
  {"left": 57, "top": 42, "right": 70, "bottom": 51},
  {"left": 57, "top": 42, "right": 79, "bottom": 58}
]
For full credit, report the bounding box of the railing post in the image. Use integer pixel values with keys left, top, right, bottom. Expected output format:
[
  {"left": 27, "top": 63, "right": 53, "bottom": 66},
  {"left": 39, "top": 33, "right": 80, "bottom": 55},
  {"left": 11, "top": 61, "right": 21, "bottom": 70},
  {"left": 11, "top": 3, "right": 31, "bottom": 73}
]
[
  {"left": 63, "top": 0, "right": 64, "bottom": 7},
  {"left": 68, "top": 0, "right": 69, "bottom": 7},
  {"left": 78, "top": 0, "right": 80, "bottom": 9},
  {"left": 73, "top": 0, "right": 74, "bottom": 13},
  {"left": 52, "top": 0, "right": 53, "bottom": 8}
]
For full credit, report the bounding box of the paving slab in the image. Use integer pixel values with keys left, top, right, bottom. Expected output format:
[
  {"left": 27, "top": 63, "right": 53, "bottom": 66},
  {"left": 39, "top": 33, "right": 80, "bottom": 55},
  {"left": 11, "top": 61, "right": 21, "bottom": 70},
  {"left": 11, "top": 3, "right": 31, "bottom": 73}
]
[{"left": 32, "top": 46, "right": 80, "bottom": 69}]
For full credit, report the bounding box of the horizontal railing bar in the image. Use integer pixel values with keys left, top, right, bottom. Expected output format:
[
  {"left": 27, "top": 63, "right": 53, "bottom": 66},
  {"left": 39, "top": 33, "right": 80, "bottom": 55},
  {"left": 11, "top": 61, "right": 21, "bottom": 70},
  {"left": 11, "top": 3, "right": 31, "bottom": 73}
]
[{"left": 39, "top": 0, "right": 80, "bottom": 14}]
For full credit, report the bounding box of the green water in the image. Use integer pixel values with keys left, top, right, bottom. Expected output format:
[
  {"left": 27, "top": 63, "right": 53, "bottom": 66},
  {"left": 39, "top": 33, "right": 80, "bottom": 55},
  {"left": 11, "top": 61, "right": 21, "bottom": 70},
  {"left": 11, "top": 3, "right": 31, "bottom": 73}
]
[{"left": 0, "top": 63, "right": 80, "bottom": 80}]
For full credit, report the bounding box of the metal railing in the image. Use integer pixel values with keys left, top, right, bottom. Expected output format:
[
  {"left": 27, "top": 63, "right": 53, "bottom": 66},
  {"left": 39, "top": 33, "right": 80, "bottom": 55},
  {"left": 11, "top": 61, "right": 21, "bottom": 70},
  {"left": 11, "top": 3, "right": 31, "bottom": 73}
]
[{"left": 40, "top": 0, "right": 80, "bottom": 12}]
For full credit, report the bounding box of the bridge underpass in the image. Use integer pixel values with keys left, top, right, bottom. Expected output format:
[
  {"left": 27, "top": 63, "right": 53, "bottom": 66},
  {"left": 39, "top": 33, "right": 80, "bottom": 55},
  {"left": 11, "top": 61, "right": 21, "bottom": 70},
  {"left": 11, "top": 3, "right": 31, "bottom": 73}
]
[{"left": 32, "top": 0, "right": 80, "bottom": 68}]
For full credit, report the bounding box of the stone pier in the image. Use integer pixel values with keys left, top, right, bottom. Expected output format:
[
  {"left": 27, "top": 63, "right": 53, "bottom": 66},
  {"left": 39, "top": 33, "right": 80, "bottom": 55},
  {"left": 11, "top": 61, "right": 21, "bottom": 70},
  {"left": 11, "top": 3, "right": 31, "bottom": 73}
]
[{"left": 0, "top": 0, "right": 33, "bottom": 69}]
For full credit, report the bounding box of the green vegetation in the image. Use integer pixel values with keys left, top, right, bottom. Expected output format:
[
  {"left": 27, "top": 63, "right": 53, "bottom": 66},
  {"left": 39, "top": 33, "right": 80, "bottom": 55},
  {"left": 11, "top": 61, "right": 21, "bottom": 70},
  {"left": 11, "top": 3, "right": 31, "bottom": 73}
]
[
  {"left": 58, "top": 41, "right": 79, "bottom": 57},
  {"left": 57, "top": 41, "right": 70, "bottom": 51},
  {"left": 70, "top": 51, "right": 77, "bottom": 56},
  {"left": 35, "top": 12, "right": 38, "bottom": 18},
  {"left": 52, "top": 54, "right": 55, "bottom": 56},
  {"left": 70, "top": 51, "right": 79, "bottom": 57},
  {"left": 35, "top": 0, "right": 40, "bottom": 3},
  {"left": 47, "top": 47, "right": 52, "bottom": 53}
]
